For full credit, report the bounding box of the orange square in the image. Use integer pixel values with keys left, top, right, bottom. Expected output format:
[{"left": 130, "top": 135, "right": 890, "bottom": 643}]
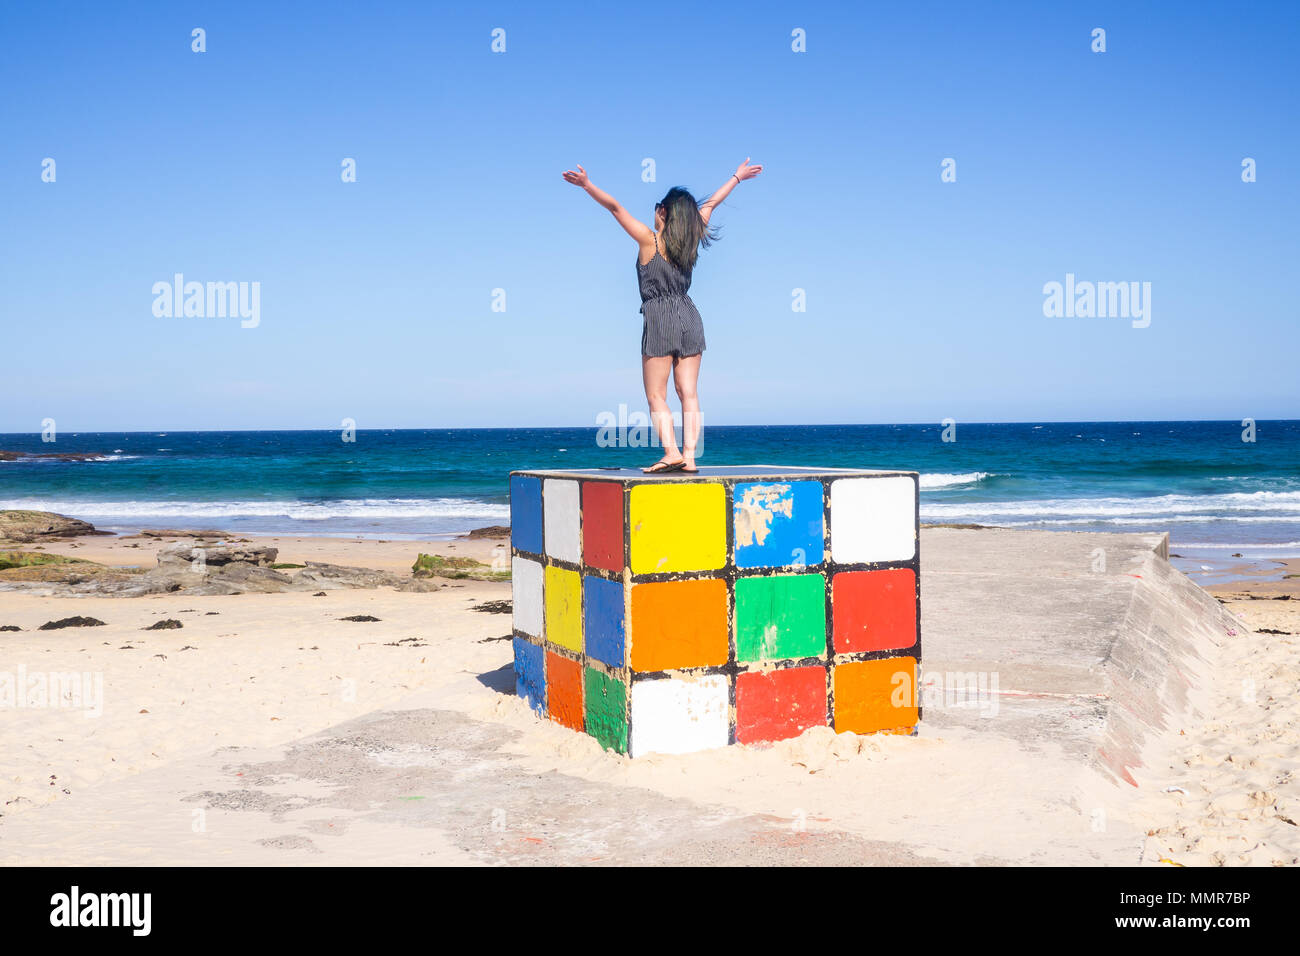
[
  {"left": 629, "top": 578, "right": 729, "bottom": 672},
  {"left": 833, "top": 657, "right": 917, "bottom": 735},
  {"left": 546, "top": 652, "right": 584, "bottom": 731}
]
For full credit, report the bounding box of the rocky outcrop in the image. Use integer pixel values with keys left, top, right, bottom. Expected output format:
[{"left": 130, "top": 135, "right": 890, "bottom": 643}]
[
  {"left": 412, "top": 552, "right": 508, "bottom": 581},
  {"left": 0, "top": 531, "right": 470, "bottom": 598},
  {"left": 137, "top": 529, "right": 245, "bottom": 540},
  {"left": 155, "top": 543, "right": 279, "bottom": 570},
  {"left": 0, "top": 551, "right": 130, "bottom": 588},
  {"left": 296, "top": 562, "right": 443, "bottom": 593},
  {"left": 0, "top": 542, "right": 446, "bottom": 597},
  {"left": 0, "top": 562, "right": 155, "bottom": 594},
  {"left": 0, "top": 451, "right": 111, "bottom": 462},
  {"left": 466, "top": 526, "right": 510, "bottom": 539},
  {"left": 0, "top": 550, "right": 95, "bottom": 571},
  {"left": 0, "top": 510, "right": 100, "bottom": 543},
  {"left": 144, "top": 543, "right": 290, "bottom": 594}
]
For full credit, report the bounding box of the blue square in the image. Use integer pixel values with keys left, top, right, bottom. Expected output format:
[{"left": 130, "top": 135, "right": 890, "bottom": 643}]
[
  {"left": 583, "top": 576, "right": 625, "bottom": 668},
  {"left": 513, "top": 637, "right": 546, "bottom": 715},
  {"left": 510, "top": 475, "right": 543, "bottom": 554},
  {"left": 733, "top": 481, "right": 825, "bottom": 568}
]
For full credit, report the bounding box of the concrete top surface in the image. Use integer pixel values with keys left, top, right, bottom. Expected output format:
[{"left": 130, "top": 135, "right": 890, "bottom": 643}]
[{"left": 511, "top": 464, "right": 918, "bottom": 480}]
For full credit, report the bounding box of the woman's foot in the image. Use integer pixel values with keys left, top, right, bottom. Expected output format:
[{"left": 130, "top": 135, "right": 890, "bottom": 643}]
[
  {"left": 680, "top": 449, "right": 698, "bottom": 473},
  {"left": 642, "top": 456, "right": 686, "bottom": 474}
]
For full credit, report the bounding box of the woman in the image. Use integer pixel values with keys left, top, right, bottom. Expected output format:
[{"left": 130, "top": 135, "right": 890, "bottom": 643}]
[{"left": 562, "top": 159, "right": 763, "bottom": 473}]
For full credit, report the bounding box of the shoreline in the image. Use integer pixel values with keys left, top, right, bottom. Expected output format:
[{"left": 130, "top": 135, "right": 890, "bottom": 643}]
[
  {"left": 11, "top": 513, "right": 1297, "bottom": 588},
  {"left": 10, "top": 508, "right": 1294, "bottom": 601},
  {"left": 1171, "top": 554, "right": 1300, "bottom": 588}
]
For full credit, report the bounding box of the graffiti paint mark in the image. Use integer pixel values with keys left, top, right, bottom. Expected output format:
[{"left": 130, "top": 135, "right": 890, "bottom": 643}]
[{"left": 734, "top": 483, "right": 793, "bottom": 548}]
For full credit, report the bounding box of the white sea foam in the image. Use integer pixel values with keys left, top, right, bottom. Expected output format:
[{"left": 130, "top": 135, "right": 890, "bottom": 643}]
[
  {"left": 923, "top": 490, "right": 1300, "bottom": 520},
  {"left": 919, "top": 472, "right": 992, "bottom": 489},
  {"left": 0, "top": 454, "right": 139, "bottom": 463}
]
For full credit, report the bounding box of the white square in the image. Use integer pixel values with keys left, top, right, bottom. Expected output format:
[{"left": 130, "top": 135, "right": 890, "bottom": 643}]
[
  {"left": 629, "top": 675, "right": 729, "bottom": 757},
  {"left": 830, "top": 476, "right": 917, "bottom": 563},
  {"left": 511, "top": 556, "right": 544, "bottom": 638},
  {"left": 543, "top": 479, "right": 581, "bottom": 564}
]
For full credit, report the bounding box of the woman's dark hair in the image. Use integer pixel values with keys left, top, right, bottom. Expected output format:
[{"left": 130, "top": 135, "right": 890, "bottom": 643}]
[{"left": 656, "top": 186, "right": 720, "bottom": 272}]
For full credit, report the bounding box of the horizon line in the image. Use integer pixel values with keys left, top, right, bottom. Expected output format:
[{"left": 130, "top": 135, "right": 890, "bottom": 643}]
[{"left": 1, "top": 417, "right": 1294, "bottom": 436}]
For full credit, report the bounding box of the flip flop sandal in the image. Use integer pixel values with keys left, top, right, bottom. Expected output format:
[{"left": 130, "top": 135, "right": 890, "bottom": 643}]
[
  {"left": 680, "top": 465, "right": 699, "bottom": 473},
  {"left": 642, "top": 458, "right": 686, "bottom": 474}
]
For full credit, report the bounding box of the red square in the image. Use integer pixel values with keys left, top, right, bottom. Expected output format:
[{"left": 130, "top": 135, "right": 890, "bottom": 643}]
[
  {"left": 735, "top": 666, "right": 827, "bottom": 744},
  {"left": 832, "top": 568, "right": 917, "bottom": 653},
  {"left": 582, "top": 481, "right": 624, "bottom": 572},
  {"left": 546, "top": 652, "right": 584, "bottom": 731}
]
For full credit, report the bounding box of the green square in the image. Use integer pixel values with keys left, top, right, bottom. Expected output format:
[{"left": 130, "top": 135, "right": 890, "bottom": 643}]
[
  {"left": 583, "top": 666, "right": 627, "bottom": 754},
  {"left": 735, "top": 573, "right": 827, "bottom": 662}
]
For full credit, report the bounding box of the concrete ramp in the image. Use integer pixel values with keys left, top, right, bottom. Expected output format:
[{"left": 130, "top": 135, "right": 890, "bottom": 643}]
[{"left": 919, "top": 528, "right": 1241, "bottom": 788}]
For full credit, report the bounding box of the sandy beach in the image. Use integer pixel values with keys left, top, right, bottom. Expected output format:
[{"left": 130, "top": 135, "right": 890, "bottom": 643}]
[
  {"left": 0, "top": 528, "right": 510, "bottom": 820},
  {"left": 3, "top": 0, "right": 1296, "bottom": 893},
  {"left": 1, "top": 523, "right": 1296, "bottom": 866},
  {"left": 1129, "top": 562, "right": 1300, "bottom": 866}
]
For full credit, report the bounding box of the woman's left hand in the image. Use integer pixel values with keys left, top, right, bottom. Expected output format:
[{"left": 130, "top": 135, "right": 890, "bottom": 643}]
[
  {"left": 562, "top": 165, "right": 590, "bottom": 188},
  {"left": 735, "top": 157, "right": 763, "bottom": 181}
]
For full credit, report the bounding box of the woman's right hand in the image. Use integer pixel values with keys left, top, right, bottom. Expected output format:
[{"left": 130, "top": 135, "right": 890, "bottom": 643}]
[{"left": 562, "top": 165, "right": 590, "bottom": 188}]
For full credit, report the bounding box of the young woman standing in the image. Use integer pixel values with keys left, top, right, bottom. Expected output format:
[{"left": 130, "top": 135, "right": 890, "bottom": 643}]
[{"left": 563, "top": 159, "right": 763, "bottom": 472}]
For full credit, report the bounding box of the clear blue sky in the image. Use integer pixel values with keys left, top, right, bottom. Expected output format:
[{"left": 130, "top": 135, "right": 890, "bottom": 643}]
[{"left": 2, "top": 0, "right": 1296, "bottom": 431}]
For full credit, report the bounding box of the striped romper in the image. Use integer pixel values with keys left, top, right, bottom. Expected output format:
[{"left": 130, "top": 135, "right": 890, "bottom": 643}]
[{"left": 637, "top": 231, "right": 706, "bottom": 358}]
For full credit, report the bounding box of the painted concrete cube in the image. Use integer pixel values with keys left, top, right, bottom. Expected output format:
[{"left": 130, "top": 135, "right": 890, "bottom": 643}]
[{"left": 509, "top": 466, "right": 920, "bottom": 757}]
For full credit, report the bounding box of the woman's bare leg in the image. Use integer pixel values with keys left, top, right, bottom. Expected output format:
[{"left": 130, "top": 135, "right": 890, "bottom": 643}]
[
  {"left": 673, "top": 353, "right": 702, "bottom": 469},
  {"left": 642, "top": 355, "right": 682, "bottom": 463}
]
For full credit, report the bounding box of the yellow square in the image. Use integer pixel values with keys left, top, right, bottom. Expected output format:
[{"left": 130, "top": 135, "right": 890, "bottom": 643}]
[
  {"left": 544, "top": 565, "right": 582, "bottom": 651},
  {"left": 629, "top": 483, "right": 726, "bottom": 574}
]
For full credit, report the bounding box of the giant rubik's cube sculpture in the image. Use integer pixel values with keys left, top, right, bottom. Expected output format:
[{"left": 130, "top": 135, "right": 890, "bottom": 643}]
[{"left": 509, "top": 466, "right": 920, "bottom": 757}]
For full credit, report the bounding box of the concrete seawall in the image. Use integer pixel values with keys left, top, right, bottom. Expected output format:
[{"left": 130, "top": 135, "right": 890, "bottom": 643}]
[{"left": 920, "top": 528, "right": 1242, "bottom": 789}]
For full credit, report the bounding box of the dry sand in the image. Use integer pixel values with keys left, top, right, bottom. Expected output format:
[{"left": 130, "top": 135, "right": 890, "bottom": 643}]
[
  {"left": 1, "top": 534, "right": 1296, "bottom": 865},
  {"left": 0, "top": 533, "right": 508, "bottom": 822}
]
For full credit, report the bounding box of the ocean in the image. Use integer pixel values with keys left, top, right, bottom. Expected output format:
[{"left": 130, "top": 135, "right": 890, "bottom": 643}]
[{"left": 2, "top": 422, "right": 1297, "bottom": 571}]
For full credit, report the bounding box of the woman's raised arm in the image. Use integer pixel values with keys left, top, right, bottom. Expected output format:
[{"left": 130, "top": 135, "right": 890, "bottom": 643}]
[
  {"left": 700, "top": 157, "right": 763, "bottom": 225},
  {"left": 562, "top": 165, "right": 653, "bottom": 244}
]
